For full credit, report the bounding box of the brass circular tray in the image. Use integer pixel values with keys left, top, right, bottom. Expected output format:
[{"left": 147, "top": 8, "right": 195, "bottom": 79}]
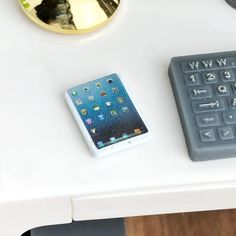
[{"left": 19, "top": 0, "right": 121, "bottom": 34}]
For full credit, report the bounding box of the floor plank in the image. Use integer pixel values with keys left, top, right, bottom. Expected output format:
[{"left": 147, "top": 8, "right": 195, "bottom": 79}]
[{"left": 126, "top": 210, "right": 236, "bottom": 236}]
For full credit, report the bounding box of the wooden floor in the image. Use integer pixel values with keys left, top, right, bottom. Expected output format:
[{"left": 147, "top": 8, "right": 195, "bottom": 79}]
[{"left": 126, "top": 210, "right": 236, "bottom": 236}]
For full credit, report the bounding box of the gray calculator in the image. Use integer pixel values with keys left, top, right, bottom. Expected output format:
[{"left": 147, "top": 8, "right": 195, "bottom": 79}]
[{"left": 169, "top": 51, "right": 236, "bottom": 161}]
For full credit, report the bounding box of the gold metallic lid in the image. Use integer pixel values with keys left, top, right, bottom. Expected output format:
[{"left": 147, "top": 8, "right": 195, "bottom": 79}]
[{"left": 19, "top": 0, "right": 121, "bottom": 34}]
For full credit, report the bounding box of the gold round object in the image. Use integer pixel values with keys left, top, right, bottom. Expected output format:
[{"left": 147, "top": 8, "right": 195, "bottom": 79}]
[{"left": 19, "top": 0, "right": 121, "bottom": 34}]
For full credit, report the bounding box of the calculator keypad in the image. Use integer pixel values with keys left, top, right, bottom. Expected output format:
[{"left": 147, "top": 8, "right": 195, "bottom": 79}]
[{"left": 169, "top": 52, "right": 236, "bottom": 161}]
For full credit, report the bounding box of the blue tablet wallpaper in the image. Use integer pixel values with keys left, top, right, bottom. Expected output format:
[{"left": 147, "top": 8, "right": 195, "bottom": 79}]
[{"left": 68, "top": 74, "right": 148, "bottom": 149}]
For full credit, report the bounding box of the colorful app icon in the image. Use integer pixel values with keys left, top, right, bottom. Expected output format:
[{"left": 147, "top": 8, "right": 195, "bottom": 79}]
[
  {"left": 112, "top": 87, "right": 119, "bottom": 94},
  {"left": 111, "top": 110, "right": 118, "bottom": 116},
  {"left": 134, "top": 128, "right": 141, "bottom": 135},
  {"left": 97, "top": 141, "right": 104, "bottom": 148},
  {"left": 96, "top": 82, "right": 102, "bottom": 88},
  {"left": 105, "top": 101, "right": 112, "bottom": 107},
  {"left": 81, "top": 109, "right": 87, "bottom": 115},
  {"left": 90, "top": 128, "right": 96, "bottom": 134},
  {"left": 88, "top": 96, "right": 94, "bottom": 101},
  {"left": 110, "top": 137, "right": 116, "bottom": 142},
  {"left": 122, "top": 107, "right": 129, "bottom": 113},
  {"left": 98, "top": 114, "right": 105, "bottom": 121},
  {"left": 122, "top": 133, "right": 129, "bottom": 139},
  {"left": 107, "top": 79, "right": 113, "bottom": 84},
  {"left": 93, "top": 105, "right": 100, "bottom": 111},
  {"left": 86, "top": 119, "right": 92, "bottom": 125},
  {"left": 100, "top": 91, "right": 107, "bottom": 97},
  {"left": 76, "top": 99, "right": 83, "bottom": 105},
  {"left": 117, "top": 97, "right": 124, "bottom": 103},
  {"left": 83, "top": 87, "right": 90, "bottom": 92},
  {"left": 71, "top": 90, "right": 77, "bottom": 96}
]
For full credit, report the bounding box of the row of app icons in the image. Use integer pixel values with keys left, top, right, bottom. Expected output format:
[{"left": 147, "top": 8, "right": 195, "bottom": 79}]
[
  {"left": 93, "top": 79, "right": 114, "bottom": 88},
  {"left": 96, "top": 129, "right": 142, "bottom": 148},
  {"left": 76, "top": 96, "right": 124, "bottom": 106},
  {"left": 80, "top": 98, "right": 125, "bottom": 116},
  {"left": 71, "top": 86, "right": 119, "bottom": 97},
  {"left": 84, "top": 107, "right": 130, "bottom": 124}
]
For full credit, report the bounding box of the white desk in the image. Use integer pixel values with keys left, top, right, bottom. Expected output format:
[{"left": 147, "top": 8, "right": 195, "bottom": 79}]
[{"left": 2, "top": 0, "right": 236, "bottom": 235}]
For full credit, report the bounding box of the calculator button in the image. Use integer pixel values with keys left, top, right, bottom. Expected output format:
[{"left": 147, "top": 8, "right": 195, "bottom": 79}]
[
  {"left": 232, "top": 84, "right": 236, "bottom": 94},
  {"left": 188, "top": 87, "right": 211, "bottom": 99},
  {"left": 199, "top": 129, "right": 216, "bottom": 142},
  {"left": 220, "top": 70, "right": 235, "bottom": 82},
  {"left": 223, "top": 111, "right": 236, "bottom": 124},
  {"left": 229, "top": 97, "right": 236, "bottom": 109},
  {"left": 196, "top": 114, "right": 220, "bottom": 127},
  {"left": 218, "top": 127, "right": 234, "bottom": 140},
  {"left": 185, "top": 74, "right": 200, "bottom": 86},
  {"left": 192, "top": 99, "right": 224, "bottom": 113},
  {"left": 216, "top": 85, "right": 230, "bottom": 96},
  {"left": 203, "top": 72, "right": 217, "bottom": 84}
]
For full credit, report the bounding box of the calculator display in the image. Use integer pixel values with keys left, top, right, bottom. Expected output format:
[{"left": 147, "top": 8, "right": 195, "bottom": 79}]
[{"left": 68, "top": 74, "right": 148, "bottom": 149}]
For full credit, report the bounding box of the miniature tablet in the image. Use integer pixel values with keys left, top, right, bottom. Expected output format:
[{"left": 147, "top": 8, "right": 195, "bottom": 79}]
[{"left": 66, "top": 74, "right": 150, "bottom": 157}]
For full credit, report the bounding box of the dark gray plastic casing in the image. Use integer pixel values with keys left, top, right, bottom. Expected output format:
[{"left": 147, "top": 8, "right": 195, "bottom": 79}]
[{"left": 169, "top": 51, "right": 236, "bottom": 161}]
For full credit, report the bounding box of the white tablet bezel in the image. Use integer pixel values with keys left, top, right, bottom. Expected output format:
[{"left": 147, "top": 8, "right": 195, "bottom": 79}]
[{"left": 65, "top": 74, "right": 151, "bottom": 157}]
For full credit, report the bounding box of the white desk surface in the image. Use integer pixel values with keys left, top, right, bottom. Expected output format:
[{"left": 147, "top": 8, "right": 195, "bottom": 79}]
[{"left": 2, "top": 0, "right": 236, "bottom": 235}]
